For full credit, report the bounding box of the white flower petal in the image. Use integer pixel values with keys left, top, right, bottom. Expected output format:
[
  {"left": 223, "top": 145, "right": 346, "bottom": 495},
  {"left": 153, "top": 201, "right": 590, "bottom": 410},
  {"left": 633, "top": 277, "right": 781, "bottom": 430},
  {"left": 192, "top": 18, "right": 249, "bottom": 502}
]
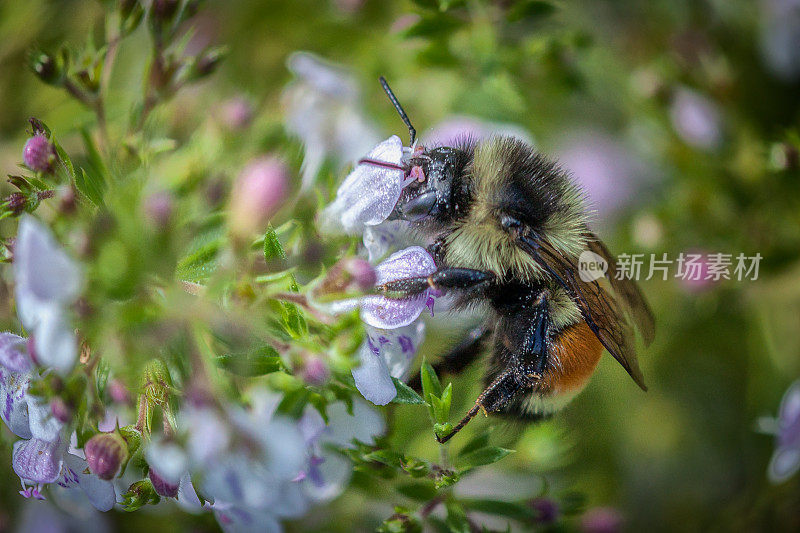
[
  {"left": 0, "top": 332, "right": 32, "bottom": 373},
  {"left": 26, "top": 396, "right": 63, "bottom": 442},
  {"left": 323, "top": 398, "right": 386, "bottom": 448},
  {"left": 351, "top": 341, "right": 396, "bottom": 405},
  {"left": 0, "top": 368, "right": 32, "bottom": 438},
  {"left": 62, "top": 453, "right": 116, "bottom": 512},
  {"left": 15, "top": 216, "right": 82, "bottom": 322},
  {"left": 319, "top": 136, "right": 405, "bottom": 235},
  {"left": 13, "top": 437, "right": 64, "bottom": 484},
  {"left": 176, "top": 474, "right": 204, "bottom": 513},
  {"left": 145, "top": 439, "right": 188, "bottom": 485},
  {"left": 768, "top": 446, "right": 800, "bottom": 483},
  {"left": 31, "top": 304, "right": 78, "bottom": 375},
  {"left": 213, "top": 504, "right": 283, "bottom": 533},
  {"left": 302, "top": 451, "right": 352, "bottom": 502},
  {"left": 779, "top": 380, "right": 800, "bottom": 430}
]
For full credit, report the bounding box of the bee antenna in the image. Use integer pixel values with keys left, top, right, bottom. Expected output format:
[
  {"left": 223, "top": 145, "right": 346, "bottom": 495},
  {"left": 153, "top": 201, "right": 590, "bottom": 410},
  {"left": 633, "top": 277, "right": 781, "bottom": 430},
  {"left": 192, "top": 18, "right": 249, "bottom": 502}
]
[{"left": 379, "top": 76, "right": 416, "bottom": 145}]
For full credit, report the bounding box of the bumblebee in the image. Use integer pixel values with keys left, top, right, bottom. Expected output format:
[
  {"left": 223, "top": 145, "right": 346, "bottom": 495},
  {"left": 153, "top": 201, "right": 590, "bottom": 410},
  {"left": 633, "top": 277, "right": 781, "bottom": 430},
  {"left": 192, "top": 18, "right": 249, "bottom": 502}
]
[{"left": 373, "top": 78, "right": 655, "bottom": 443}]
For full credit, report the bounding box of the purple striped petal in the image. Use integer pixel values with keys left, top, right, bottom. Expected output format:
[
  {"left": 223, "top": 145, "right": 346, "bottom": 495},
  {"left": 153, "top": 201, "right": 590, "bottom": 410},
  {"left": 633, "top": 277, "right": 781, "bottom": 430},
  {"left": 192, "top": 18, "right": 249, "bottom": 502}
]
[
  {"left": 13, "top": 437, "right": 63, "bottom": 484},
  {"left": 0, "top": 369, "right": 31, "bottom": 438},
  {"left": 360, "top": 246, "right": 436, "bottom": 329},
  {"left": 0, "top": 332, "right": 31, "bottom": 373}
]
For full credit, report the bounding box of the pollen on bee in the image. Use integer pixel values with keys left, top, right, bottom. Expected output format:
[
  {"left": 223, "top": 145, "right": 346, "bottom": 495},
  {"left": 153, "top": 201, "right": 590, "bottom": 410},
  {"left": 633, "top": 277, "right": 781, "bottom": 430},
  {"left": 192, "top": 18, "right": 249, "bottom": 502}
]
[{"left": 410, "top": 165, "right": 425, "bottom": 182}]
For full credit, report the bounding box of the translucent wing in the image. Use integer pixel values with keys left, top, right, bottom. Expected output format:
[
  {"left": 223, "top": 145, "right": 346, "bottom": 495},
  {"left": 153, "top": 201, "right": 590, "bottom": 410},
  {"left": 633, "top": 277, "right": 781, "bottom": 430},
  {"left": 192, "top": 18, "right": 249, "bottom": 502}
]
[
  {"left": 517, "top": 234, "right": 648, "bottom": 391},
  {"left": 585, "top": 231, "right": 656, "bottom": 345}
]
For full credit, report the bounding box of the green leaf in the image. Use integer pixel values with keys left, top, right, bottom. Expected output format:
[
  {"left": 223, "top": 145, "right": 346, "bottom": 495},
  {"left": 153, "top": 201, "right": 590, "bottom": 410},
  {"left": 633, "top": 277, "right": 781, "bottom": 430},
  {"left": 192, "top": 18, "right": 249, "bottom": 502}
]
[
  {"left": 457, "top": 431, "right": 491, "bottom": 457},
  {"left": 214, "top": 345, "right": 284, "bottom": 377},
  {"left": 458, "top": 446, "right": 515, "bottom": 468},
  {"left": 75, "top": 167, "right": 106, "bottom": 206},
  {"left": 401, "top": 14, "right": 460, "bottom": 39},
  {"left": 395, "top": 481, "right": 437, "bottom": 501},
  {"left": 507, "top": 0, "right": 557, "bottom": 23},
  {"left": 176, "top": 235, "right": 223, "bottom": 283},
  {"left": 264, "top": 224, "right": 287, "bottom": 261},
  {"left": 430, "top": 382, "right": 452, "bottom": 423},
  {"left": 445, "top": 501, "right": 470, "bottom": 533},
  {"left": 460, "top": 498, "right": 536, "bottom": 522},
  {"left": 391, "top": 378, "right": 427, "bottom": 405},
  {"left": 420, "top": 359, "right": 442, "bottom": 399},
  {"left": 95, "top": 357, "right": 110, "bottom": 399},
  {"left": 280, "top": 301, "right": 307, "bottom": 339}
]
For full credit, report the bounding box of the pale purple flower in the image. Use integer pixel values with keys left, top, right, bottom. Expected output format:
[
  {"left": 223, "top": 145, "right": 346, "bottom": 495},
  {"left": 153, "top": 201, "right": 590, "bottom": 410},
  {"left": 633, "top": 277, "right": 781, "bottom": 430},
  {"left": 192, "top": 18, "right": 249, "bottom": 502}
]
[
  {"left": 352, "top": 322, "right": 426, "bottom": 405},
  {"left": 319, "top": 135, "right": 408, "bottom": 235},
  {"left": 669, "top": 88, "right": 722, "bottom": 150},
  {"left": 14, "top": 216, "right": 82, "bottom": 375},
  {"left": 296, "top": 399, "right": 384, "bottom": 501},
  {"left": 363, "top": 220, "right": 416, "bottom": 263},
  {"left": 768, "top": 380, "right": 800, "bottom": 483},
  {"left": 283, "top": 52, "right": 380, "bottom": 190},
  {"left": 0, "top": 333, "right": 33, "bottom": 438},
  {"left": 423, "top": 115, "right": 534, "bottom": 147},
  {"left": 54, "top": 452, "right": 117, "bottom": 511},
  {"left": 557, "top": 133, "right": 649, "bottom": 223},
  {"left": 176, "top": 391, "right": 309, "bottom": 532},
  {"left": 144, "top": 191, "right": 173, "bottom": 228},
  {"left": 219, "top": 96, "right": 255, "bottom": 131},
  {"left": 359, "top": 246, "right": 437, "bottom": 329},
  {"left": 760, "top": 0, "right": 800, "bottom": 80}
]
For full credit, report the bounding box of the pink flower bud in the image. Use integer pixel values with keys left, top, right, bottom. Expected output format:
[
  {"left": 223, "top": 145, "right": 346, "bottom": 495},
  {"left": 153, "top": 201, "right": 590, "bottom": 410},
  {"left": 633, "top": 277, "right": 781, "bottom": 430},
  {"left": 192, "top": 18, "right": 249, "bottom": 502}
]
[
  {"left": 49, "top": 397, "right": 72, "bottom": 424},
  {"left": 148, "top": 467, "right": 179, "bottom": 497},
  {"left": 229, "top": 157, "right": 289, "bottom": 237},
  {"left": 108, "top": 379, "right": 131, "bottom": 404},
  {"left": 85, "top": 432, "right": 129, "bottom": 480},
  {"left": 344, "top": 258, "right": 377, "bottom": 290},
  {"left": 144, "top": 191, "right": 174, "bottom": 228},
  {"left": 22, "top": 134, "right": 55, "bottom": 173},
  {"left": 219, "top": 97, "right": 254, "bottom": 131},
  {"left": 581, "top": 507, "right": 623, "bottom": 533},
  {"left": 301, "top": 356, "right": 330, "bottom": 386}
]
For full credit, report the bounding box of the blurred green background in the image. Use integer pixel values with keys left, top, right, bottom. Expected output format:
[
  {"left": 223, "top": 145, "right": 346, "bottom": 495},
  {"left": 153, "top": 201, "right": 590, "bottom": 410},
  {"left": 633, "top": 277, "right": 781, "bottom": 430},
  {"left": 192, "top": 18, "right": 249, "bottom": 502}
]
[{"left": 1, "top": 0, "right": 799, "bottom": 531}]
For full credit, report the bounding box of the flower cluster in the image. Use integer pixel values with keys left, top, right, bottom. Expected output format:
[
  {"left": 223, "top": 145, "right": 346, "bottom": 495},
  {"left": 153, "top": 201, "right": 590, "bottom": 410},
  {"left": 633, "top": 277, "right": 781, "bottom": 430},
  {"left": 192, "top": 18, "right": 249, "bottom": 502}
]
[{"left": 318, "top": 135, "right": 443, "bottom": 405}]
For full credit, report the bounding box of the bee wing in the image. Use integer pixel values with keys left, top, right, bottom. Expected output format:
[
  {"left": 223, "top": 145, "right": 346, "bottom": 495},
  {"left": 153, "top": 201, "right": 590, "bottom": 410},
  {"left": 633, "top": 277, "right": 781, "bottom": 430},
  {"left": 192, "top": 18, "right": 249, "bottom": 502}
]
[
  {"left": 584, "top": 231, "right": 656, "bottom": 345},
  {"left": 517, "top": 234, "right": 648, "bottom": 391}
]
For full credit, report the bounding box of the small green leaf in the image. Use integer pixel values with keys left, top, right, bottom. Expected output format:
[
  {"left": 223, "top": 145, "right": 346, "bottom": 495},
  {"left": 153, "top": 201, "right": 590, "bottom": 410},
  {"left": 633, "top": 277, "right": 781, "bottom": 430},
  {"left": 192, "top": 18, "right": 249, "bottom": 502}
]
[
  {"left": 75, "top": 167, "right": 105, "bottom": 206},
  {"left": 445, "top": 501, "right": 470, "bottom": 533},
  {"left": 95, "top": 357, "right": 110, "bottom": 399},
  {"left": 458, "top": 446, "right": 515, "bottom": 468},
  {"left": 460, "top": 498, "right": 536, "bottom": 522},
  {"left": 507, "top": 0, "right": 557, "bottom": 23},
  {"left": 430, "top": 382, "right": 452, "bottom": 423},
  {"left": 395, "top": 481, "right": 437, "bottom": 501},
  {"left": 176, "top": 235, "right": 223, "bottom": 282},
  {"left": 420, "top": 359, "right": 442, "bottom": 399},
  {"left": 391, "top": 378, "right": 427, "bottom": 405},
  {"left": 214, "top": 345, "right": 284, "bottom": 377},
  {"left": 264, "top": 224, "right": 287, "bottom": 261},
  {"left": 457, "top": 431, "right": 491, "bottom": 457},
  {"left": 280, "top": 302, "right": 307, "bottom": 338}
]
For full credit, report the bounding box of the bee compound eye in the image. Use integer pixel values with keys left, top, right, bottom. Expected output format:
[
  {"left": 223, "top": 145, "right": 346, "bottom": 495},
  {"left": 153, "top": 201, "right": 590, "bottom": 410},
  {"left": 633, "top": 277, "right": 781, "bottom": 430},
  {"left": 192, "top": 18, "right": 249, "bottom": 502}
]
[{"left": 500, "top": 215, "right": 522, "bottom": 231}]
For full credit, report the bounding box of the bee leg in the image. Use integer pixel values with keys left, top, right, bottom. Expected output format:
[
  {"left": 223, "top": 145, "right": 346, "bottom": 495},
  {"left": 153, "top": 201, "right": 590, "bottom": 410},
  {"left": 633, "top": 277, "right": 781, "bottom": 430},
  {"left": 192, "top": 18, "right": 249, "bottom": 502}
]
[
  {"left": 380, "top": 268, "right": 495, "bottom": 297},
  {"left": 436, "top": 367, "right": 523, "bottom": 444},
  {"left": 436, "top": 290, "right": 551, "bottom": 443}
]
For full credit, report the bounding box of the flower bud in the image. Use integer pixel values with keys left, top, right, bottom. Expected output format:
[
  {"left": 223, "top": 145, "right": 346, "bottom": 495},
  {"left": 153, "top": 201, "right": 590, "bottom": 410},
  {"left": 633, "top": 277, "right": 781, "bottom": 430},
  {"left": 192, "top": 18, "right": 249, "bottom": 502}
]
[
  {"left": 49, "top": 397, "right": 73, "bottom": 424},
  {"left": 148, "top": 467, "right": 179, "bottom": 497},
  {"left": 228, "top": 157, "right": 289, "bottom": 238},
  {"left": 301, "top": 356, "right": 330, "bottom": 386},
  {"left": 30, "top": 51, "right": 60, "bottom": 84},
  {"left": 529, "top": 497, "right": 559, "bottom": 524},
  {"left": 23, "top": 134, "right": 56, "bottom": 173},
  {"left": 219, "top": 97, "right": 254, "bottom": 131},
  {"left": 144, "top": 191, "right": 173, "bottom": 228},
  {"left": 109, "top": 378, "right": 131, "bottom": 404},
  {"left": 314, "top": 257, "right": 377, "bottom": 299},
  {"left": 5, "top": 193, "right": 27, "bottom": 215},
  {"left": 85, "top": 432, "right": 129, "bottom": 480},
  {"left": 580, "top": 507, "right": 623, "bottom": 533}
]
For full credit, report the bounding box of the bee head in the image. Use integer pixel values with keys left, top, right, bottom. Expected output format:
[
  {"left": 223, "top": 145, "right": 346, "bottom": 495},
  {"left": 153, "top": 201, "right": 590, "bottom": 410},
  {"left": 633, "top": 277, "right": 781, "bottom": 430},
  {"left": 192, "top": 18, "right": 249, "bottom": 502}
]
[{"left": 392, "top": 145, "right": 471, "bottom": 226}]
